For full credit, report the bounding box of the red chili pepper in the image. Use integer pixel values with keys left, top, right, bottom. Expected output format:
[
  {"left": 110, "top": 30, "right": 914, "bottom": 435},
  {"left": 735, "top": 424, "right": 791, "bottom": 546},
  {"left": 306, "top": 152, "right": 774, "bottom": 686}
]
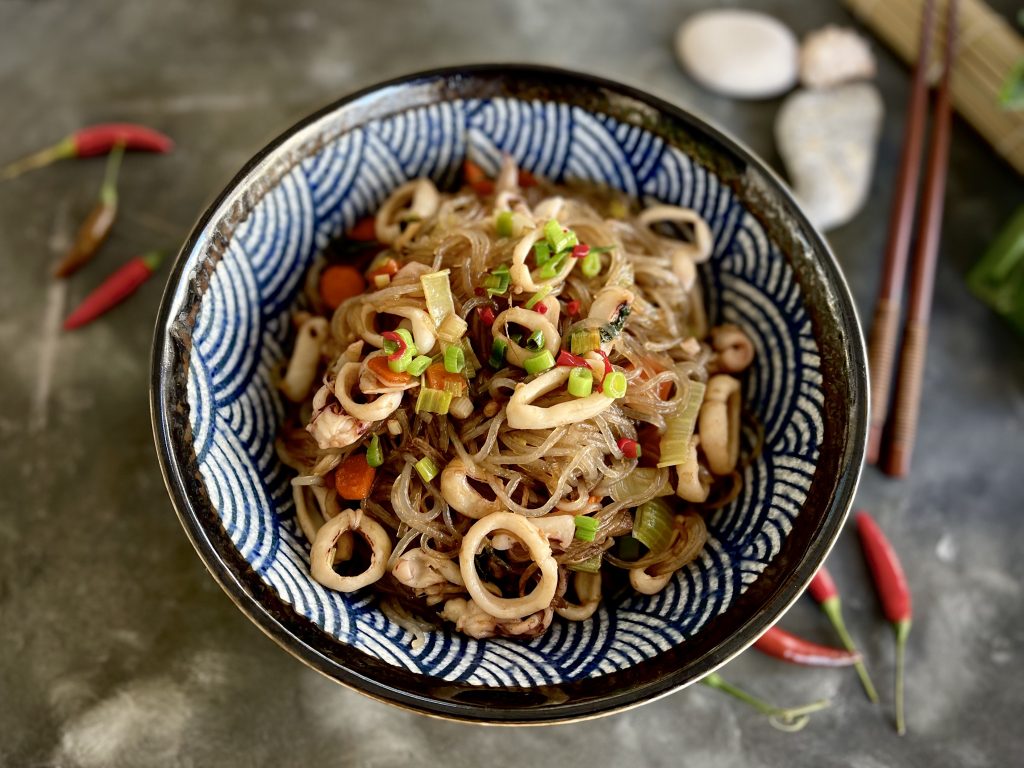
[
  {"left": 2, "top": 123, "right": 172, "bottom": 181},
  {"left": 857, "top": 511, "right": 912, "bottom": 735},
  {"left": 565, "top": 298, "right": 580, "bottom": 317},
  {"left": 477, "top": 306, "right": 496, "bottom": 326},
  {"left": 808, "top": 566, "right": 879, "bottom": 703},
  {"left": 753, "top": 626, "right": 861, "bottom": 667},
  {"left": 556, "top": 350, "right": 590, "bottom": 368},
  {"left": 571, "top": 243, "right": 591, "bottom": 259},
  {"left": 616, "top": 438, "right": 641, "bottom": 459},
  {"left": 593, "top": 349, "right": 614, "bottom": 391},
  {"left": 53, "top": 143, "right": 125, "bottom": 278},
  {"left": 380, "top": 331, "right": 407, "bottom": 362},
  {"left": 534, "top": 301, "right": 548, "bottom": 315},
  {"left": 517, "top": 169, "right": 538, "bottom": 188},
  {"left": 462, "top": 159, "right": 494, "bottom": 195},
  {"left": 348, "top": 216, "right": 378, "bottom": 241},
  {"left": 63, "top": 251, "right": 164, "bottom": 330}
]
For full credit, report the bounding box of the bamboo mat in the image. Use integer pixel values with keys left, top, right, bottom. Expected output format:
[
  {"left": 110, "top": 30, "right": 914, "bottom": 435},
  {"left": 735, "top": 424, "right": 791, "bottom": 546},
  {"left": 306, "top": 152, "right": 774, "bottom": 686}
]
[{"left": 844, "top": 0, "right": 1024, "bottom": 175}]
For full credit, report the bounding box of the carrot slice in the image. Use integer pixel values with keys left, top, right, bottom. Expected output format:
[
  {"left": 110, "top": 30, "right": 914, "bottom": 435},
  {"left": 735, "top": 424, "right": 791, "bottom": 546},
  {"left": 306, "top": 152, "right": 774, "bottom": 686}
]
[
  {"left": 463, "top": 159, "right": 494, "bottom": 195},
  {"left": 424, "top": 363, "right": 467, "bottom": 396},
  {"left": 367, "top": 354, "right": 412, "bottom": 386},
  {"left": 518, "top": 169, "right": 538, "bottom": 187},
  {"left": 320, "top": 265, "right": 366, "bottom": 309},
  {"left": 366, "top": 257, "right": 400, "bottom": 281},
  {"left": 348, "top": 216, "right": 378, "bottom": 241},
  {"left": 335, "top": 453, "right": 376, "bottom": 500}
]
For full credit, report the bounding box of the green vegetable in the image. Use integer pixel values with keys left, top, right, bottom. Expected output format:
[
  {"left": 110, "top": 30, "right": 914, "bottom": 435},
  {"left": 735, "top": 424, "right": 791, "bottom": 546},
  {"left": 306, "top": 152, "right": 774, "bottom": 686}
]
[
  {"left": 544, "top": 218, "right": 577, "bottom": 253},
  {"left": 567, "top": 367, "right": 593, "bottom": 397},
  {"left": 568, "top": 553, "right": 603, "bottom": 573},
  {"left": 496, "top": 210, "right": 515, "bottom": 238},
  {"left": 489, "top": 337, "right": 509, "bottom": 369},
  {"left": 415, "top": 387, "right": 452, "bottom": 415},
  {"left": 599, "top": 303, "right": 631, "bottom": 342},
  {"left": 632, "top": 499, "right": 675, "bottom": 554},
  {"left": 533, "top": 241, "right": 552, "bottom": 267},
  {"left": 570, "top": 328, "right": 602, "bottom": 355},
  {"left": 444, "top": 344, "right": 466, "bottom": 373},
  {"left": 614, "top": 535, "right": 642, "bottom": 561},
  {"left": 1000, "top": 59, "right": 1024, "bottom": 110},
  {"left": 657, "top": 380, "right": 707, "bottom": 468},
  {"left": 602, "top": 370, "right": 627, "bottom": 398},
  {"left": 967, "top": 205, "right": 1024, "bottom": 335},
  {"left": 524, "top": 285, "right": 551, "bottom": 310},
  {"left": 574, "top": 515, "right": 600, "bottom": 542},
  {"left": 366, "top": 435, "right": 384, "bottom": 468},
  {"left": 420, "top": 269, "right": 455, "bottom": 327},
  {"left": 608, "top": 467, "right": 670, "bottom": 503},
  {"left": 415, "top": 456, "right": 440, "bottom": 483},
  {"left": 407, "top": 355, "right": 432, "bottom": 376},
  {"left": 388, "top": 347, "right": 414, "bottom": 373},
  {"left": 536, "top": 252, "right": 568, "bottom": 280},
  {"left": 525, "top": 329, "right": 545, "bottom": 352},
  {"left": 524, "top": 349, "right": 556, "bottom": 375},
  {"left": 580, "top": 250, "right": 602, "bottom": 278},
  {"left": 483, "top": 270, "right": 510, "bottom": 296},
  {"left": 438, "top": 313, "right": 468, "bottom": 343},
  {"left": 461, "top": 337, "right": 481, "bottom": 378}
]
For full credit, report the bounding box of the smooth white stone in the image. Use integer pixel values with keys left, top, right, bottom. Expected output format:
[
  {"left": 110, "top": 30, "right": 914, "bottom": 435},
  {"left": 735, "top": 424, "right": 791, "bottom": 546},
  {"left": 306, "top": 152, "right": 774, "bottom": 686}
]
[
  {"left": 675, "top": 10, "right": 799, "bottom": 99},
  {"left": 775, "top": 83, "right": 884, "bottom": 232},
  {"left": 800, "top": 25, "right": 877, "bottom": 89}
]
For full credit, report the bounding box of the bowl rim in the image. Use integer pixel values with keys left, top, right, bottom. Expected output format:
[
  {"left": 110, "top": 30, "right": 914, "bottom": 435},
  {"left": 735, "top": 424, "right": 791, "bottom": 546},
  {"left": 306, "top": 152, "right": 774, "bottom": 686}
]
[{"left": 150, "top": 63, "right": 868, "bottom": 725}]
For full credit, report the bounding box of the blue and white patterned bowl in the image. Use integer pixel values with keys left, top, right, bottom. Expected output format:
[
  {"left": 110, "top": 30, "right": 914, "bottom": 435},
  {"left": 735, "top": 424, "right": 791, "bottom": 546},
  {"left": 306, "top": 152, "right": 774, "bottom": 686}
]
[{"left": 151, "top": 65, "right": 867, "bottom": 723}]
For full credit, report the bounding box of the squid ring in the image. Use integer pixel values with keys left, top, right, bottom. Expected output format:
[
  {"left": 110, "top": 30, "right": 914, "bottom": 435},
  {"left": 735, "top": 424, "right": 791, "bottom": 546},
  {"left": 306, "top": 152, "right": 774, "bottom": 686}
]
[
  {"left": 629, "top": 566, "right": 674, "bottom": 595},
  {"left": 698, "top": 374, "right": 742, "bottom": 475},
  {"left": 358, "top": 304, "right": 437, "bottom": 355},
  {"left": 440, "top": 458, "right": 503, "bottom": 519},
  {"left": 280, "top": 317, "right": 328, "bottom": 402},
  {"left": 506, "top": 367, "right": 614, "bottom": 430},
  {"left": 491, "top": 307, "right": 560, "bottom": 368},
  {"left": 374, "top": 179, "right": 440, "bottom": 244},
  {"left": 675, "top": 435, "right": 711, "bottom": 503},
  {"left": 459, "top": 512, "right": 558, "bottom": 620},
  {"left": 334, "top": 362, "right": 403, "bottom": 423},
  {"left": 310, "top": 509, "right": 392, "bottom": 592},
  {"left": 555, "top": 571, "right": 602, "bottom": 621}
]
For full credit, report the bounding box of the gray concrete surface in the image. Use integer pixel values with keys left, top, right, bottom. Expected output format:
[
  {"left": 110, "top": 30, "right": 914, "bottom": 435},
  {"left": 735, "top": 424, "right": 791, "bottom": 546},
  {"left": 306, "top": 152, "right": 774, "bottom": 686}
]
[{"left": 1, "top": 0, "right": 1022, "bottom": 765}]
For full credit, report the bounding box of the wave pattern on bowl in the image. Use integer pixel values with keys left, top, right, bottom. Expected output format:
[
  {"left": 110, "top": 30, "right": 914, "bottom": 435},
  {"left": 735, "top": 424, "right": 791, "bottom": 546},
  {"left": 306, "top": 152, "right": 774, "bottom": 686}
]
[{"left": 182, "top": 97, "right": 821, "bottom": 686}]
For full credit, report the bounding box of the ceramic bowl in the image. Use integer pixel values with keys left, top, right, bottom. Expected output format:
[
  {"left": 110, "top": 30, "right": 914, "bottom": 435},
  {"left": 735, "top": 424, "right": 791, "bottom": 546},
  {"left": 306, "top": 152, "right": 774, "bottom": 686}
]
[{"left": 151, "top": 65, "right": 867, "bottom": 724}]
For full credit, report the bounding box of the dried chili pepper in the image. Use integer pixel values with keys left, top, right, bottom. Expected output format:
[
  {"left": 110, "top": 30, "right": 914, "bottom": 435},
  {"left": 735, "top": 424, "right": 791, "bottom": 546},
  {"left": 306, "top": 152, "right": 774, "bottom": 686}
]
[
  {"left": 808, "top": 565, "right": 880, "bottom": 703},
  {"left": 753, "top": 626, "right": 861, "bottom": 667},
  {"left": 857, "top": 510, "right": 912, "bottom": 735},
  {"left": 63, "top": 251, "right": 164, "bottom": 330},
  {"left": 53, "top": 143, "right": 125, "bottom": 278},
  {"left": 2, "top": 123, "right": 172, "bottom": 181},
  {"left": 701, "top": 672, "right": 831, "bottom": 732}
]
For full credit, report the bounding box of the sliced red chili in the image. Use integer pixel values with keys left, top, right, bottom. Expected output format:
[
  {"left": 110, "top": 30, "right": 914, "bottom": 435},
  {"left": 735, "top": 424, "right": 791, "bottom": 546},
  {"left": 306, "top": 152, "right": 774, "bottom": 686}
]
[
  {"left": 616, "top": 438, "right": 641, "bottom": 459},
  {"left": 571, "top": 243, "right": 591, "bottom": 259},
  {"left": 556, "top": 350, "right": 590, "bottom": 368},
  {"left": 477, "top": 306, "right": 496, "bottom": 326},
  {"left": 380, "top": 331, "right": 407, "bottom": 361}
]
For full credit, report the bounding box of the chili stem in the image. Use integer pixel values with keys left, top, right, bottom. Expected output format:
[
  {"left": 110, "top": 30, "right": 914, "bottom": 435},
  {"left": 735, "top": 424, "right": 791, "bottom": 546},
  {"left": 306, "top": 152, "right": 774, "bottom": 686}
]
[
  {"left": 894, "top": 618, "right": 911, "bottom": 736},
  {"left": 100, "top": 142, "right": 126, "bottom": 205},
  {"left": 702, "top": 672, "right": 831, "bottom": 727},
  {"left": 0, "top": 137, "right": 76, "bottom": 180},
  {"left": 820, "top": 599, "right": 880, "bottom": 703}
]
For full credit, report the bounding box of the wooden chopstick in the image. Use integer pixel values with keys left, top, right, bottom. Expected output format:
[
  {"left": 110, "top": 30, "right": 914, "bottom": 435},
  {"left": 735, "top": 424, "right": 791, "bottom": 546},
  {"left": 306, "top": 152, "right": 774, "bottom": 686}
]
[
  {"left": 883, "top": 0, "right": 959, "bottom": 477},
  {"left": 865, "top": 0, "right": 939, "bottom": 465}
]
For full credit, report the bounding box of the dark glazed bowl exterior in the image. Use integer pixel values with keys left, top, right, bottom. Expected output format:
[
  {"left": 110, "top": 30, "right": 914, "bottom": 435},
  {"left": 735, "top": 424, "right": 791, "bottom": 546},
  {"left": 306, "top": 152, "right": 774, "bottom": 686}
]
[{"left": 151, "top": 64, "right": 868, "bottom": 724}]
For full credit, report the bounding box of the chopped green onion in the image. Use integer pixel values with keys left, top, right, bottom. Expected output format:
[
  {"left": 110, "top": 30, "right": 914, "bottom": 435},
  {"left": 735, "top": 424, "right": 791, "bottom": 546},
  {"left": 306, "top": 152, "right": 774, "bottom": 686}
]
[
  {"left": 489, "top": 337, "right": 508, "bottom": 369},
  {"left": 657, "top": 380, "right": 707, "bottom": 468},
  {"left": 602, "top": 370, "right": 627, "bottom": 398},
  {"left": 388, "top": 348, "right": 415, "bottom": 373},
  {"left": 444, "top": 344, "right": 466, "bottom": 373},
  {"left": 524, "top": 349, "right": 556, "bottom": 375},
  {"left": 544, "top": 218, "right": 578, "bottom": 253},
  {"left": 496, "top": 210, "right": 515, "bottom": 237},
  {"left": 420, "top": 269, "right": 456, "bottom": 327},
  {"left": 366, "top": 435, "right": 384, "bottom": 468},
  {"left": 568, "top": 552, "right": 603, "bottom": 574},
  {"left": 567, "top": 367, "right": 593, "bottom": 397},
  {"left": 524, "top": 285, "right": 551, "bottom": 310},
  {"left": 394, "top": 328, "right": 415, "bottom": 351},
  {"left": 407, "top": 355, "right": 432, "bottom": 376},
  {"left": 491, "top": 263, "right": 510, "bottom": 278},
  {"left": 632, "top": 499, "right": 675, "bottom": 554},
  {"left": 415, "top": 387, "right": 452, "bottom": 415},
  {"left": 414, "top": 456, "right": 440, "bottom": 483},
  {"left": 569, "top": 328, "right": 601, "bottom": 355},
  {"left": 525, "top": 329, "right": 545, "bottom": 352},
  {"left": 449, "top": 396, "right": 474, "bottom": 419},
  {"left": 438, "top": 313, "right": 468, "bottom": 343},
  {"left": 580, "top": 250, "right": 602, "bottom": 278},
  {"left": 461, "top": 338, "right": 481, "bottom": 378},
  {"left": 533, "top": 241, "right": 552, "bottom": 267},
  {"left": 536, "top": 252, "right": 568, "bottom": 280},
  {"left": 483, "top": 270, "right": 510, "bottom": 296},
  {"left": 574, "top": 515, "right": 600, "bottom": 542}
]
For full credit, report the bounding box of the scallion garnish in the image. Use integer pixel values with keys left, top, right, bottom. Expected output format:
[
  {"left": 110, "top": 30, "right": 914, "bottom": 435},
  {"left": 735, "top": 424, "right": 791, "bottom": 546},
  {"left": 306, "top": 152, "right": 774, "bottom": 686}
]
[
  {"left": 574, "top": 515, "right": 600, "bottom": 542},
  {"left": 407, "top": 354, "right": 432, "bottom": 376},
  {"left": 544, "top": 218, "right": 578, "bottom": 253},
  {"left": 414, "top": 456, "right": 440, "bottom": 483},
  {"left": 580, "top": 249, "right": 602, "bottom": 278},
  {"left": 536, "top": 252, "right": 568, "bottom": 280},
  {"left": 632, "top": 499, "right": 675, "bottom": 554},
  {"left": 489, "top": 337, "right": 508, "bottom": 369},
  {"left": 524, "top": 285, "right": 551, "bottom": 310},
  {"left": 569, "top": 328, "right": 601, "bottom": 355},
  {"left": 525, "top": 329, "right": 545, "bottom": 352},
  {"left": 366, "top": 434, "right": 384, "bottom": 468},
  {"left": 567, "top": 367, "right": 593, "bottom": 397},
  {"left": 533, "top": 241, "right": 552, "bottom": 267},
  {"left": 568, "top": 552, "right": 603, "bottom": 573},
  {"left": 496, "top": 210, "right": 515, "bottom": 238},
  {"left": 602, "top": 370, "right": 628, "bottom": 398},
  {"left": 443, "top": 344, "right": 466, "bottom": 373},
  {"left": 657, "top": 380, "right": 707, "bottom": 468},
  {"left": 524, "top": 349, "right": 556, "bottom": 375}
]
